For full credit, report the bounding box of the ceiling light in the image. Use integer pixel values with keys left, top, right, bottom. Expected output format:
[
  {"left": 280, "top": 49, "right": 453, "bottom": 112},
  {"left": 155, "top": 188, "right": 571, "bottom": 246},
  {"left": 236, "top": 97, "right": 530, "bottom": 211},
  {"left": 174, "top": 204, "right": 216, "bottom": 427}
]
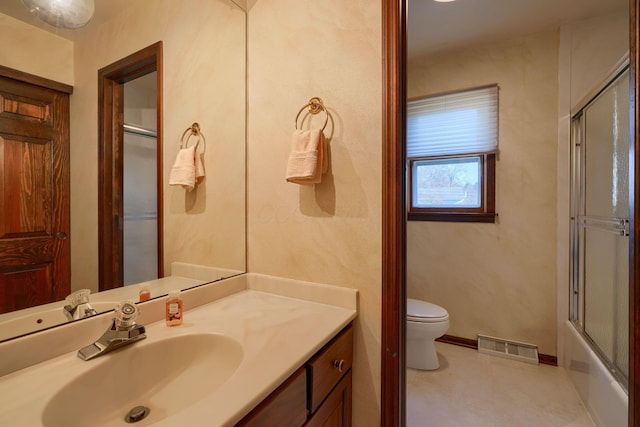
[{"left": 21, "top": 0, "right": 95, "bottom": 29}]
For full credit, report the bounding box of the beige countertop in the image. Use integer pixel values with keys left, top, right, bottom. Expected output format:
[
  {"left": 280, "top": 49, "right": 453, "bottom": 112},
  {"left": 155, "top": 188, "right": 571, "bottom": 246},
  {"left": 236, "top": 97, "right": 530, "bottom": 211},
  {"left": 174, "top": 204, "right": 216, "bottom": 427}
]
[{"left": 0, "top": 274, "right": 358, "bottom": 426}]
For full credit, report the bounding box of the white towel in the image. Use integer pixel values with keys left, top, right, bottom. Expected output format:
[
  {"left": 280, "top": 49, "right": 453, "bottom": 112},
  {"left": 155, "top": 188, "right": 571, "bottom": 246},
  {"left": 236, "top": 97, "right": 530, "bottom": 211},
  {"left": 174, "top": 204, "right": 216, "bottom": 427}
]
[
  {"left": 169, "top": 143, "right": 205, "bottom": 191},
  {"left": 286, "top": 129, "right": 326, "bottom": 185}
]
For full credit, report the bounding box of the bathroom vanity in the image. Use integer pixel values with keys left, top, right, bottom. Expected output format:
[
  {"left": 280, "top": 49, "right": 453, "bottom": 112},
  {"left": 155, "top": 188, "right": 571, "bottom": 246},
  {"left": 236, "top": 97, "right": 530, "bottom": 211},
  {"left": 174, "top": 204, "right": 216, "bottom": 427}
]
[
  {"left": 237, "top": 324, "right": 353, "bottom": 426},
  {"left": 0, "top": 274, "right": 357, "bottom": 426}
]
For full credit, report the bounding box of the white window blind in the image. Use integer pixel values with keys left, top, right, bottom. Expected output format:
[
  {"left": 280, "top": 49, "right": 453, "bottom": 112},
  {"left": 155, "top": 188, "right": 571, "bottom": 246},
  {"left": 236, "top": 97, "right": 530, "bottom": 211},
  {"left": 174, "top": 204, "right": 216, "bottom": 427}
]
[{"left": 407, "top": 85, "right": 498, "bottom": 158}]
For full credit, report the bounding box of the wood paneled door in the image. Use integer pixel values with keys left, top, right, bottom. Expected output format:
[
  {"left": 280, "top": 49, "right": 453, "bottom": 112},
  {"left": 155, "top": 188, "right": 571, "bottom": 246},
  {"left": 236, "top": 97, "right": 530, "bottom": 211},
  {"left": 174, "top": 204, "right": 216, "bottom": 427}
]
[{"left": 0, "top": 66, "right": 72, "bottom": 314}]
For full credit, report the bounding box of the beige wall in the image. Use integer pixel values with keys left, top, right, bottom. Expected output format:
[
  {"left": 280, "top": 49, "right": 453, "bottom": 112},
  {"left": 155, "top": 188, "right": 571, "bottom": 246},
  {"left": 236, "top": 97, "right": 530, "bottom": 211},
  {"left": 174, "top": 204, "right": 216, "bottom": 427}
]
[
  {"left": 70, "top": 0, "right": 246, "bottom": 292},
  {"left": 407, "top": 30, "right": 560, "bottom": 355},
  {"left": 246, "top": 0, "right": 382, "bottom": 425},
  {"left": 0, "top": 13, "right": 73, "bottom": 85}
]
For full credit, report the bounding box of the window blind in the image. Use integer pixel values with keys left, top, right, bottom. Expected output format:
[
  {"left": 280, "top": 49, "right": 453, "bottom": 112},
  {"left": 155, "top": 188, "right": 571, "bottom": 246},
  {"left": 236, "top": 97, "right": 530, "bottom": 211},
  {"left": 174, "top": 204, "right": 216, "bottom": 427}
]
[{"left": 407, "top": 85, "right": 498, "bottom": 158}]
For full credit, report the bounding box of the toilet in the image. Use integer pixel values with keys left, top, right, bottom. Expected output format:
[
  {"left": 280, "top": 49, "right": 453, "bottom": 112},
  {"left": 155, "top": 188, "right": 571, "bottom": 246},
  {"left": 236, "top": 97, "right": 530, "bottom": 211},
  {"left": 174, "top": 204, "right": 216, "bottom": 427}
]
[{"left": 407, "top": 298, "right": 449, "bottom": 370}]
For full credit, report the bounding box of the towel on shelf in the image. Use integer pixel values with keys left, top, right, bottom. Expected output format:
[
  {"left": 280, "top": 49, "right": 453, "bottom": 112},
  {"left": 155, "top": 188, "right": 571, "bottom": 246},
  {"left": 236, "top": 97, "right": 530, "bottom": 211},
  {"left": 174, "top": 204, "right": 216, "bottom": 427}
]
[
  {"left": 169, "top": 143, "right": 205, "bottom": 191},
  {"left": 286, "top": 129, "right": 327, "bottom": 185}
]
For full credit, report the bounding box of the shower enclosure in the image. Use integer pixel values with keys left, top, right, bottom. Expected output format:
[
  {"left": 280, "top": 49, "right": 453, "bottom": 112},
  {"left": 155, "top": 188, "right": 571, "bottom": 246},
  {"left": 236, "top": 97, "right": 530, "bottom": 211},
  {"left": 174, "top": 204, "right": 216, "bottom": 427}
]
[
  {"left": 122, "top": 73, "right": 158, "bottom": 286},
  {"left": 570, "top": 63, "right": 630, "bottom": 389},
  {"left": 123, "top": 124, "right": 158, "bottom": 285}
]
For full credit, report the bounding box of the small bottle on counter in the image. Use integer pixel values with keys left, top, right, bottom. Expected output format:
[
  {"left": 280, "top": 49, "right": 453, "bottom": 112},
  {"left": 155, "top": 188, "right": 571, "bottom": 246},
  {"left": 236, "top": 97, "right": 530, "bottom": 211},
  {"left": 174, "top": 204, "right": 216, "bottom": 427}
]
[
  {"left": 165, "top": 290, "right": 183, "bottom": 326},
  {"left": 138, "top": 284, "right": 151, "bottom": 302}
]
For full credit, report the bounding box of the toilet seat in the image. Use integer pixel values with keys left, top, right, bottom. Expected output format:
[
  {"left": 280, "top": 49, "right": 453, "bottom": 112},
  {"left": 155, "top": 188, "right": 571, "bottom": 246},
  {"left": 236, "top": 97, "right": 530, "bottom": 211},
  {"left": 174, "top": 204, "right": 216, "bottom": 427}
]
[{"left": 407, "top": 298, "right": 449, "bottom": 323}]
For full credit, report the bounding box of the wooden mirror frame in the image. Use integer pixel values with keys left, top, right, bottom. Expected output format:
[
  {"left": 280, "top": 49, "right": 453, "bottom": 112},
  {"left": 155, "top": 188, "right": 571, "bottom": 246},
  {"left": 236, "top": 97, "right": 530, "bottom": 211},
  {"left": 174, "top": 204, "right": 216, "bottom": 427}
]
[
  {"left": 382, "top": 1, "right": 640, "bottom": 425},
  {"left": 98, "top": 41, "right": 163, "bottom": 291}
]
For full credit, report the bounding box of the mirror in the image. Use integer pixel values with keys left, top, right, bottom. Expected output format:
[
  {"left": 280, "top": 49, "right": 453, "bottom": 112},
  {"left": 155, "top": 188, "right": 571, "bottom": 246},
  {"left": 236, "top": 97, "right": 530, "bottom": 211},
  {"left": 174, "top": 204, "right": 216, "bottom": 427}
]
[{"left": 0, "top": 0, "right": 246, "bottom": 340}]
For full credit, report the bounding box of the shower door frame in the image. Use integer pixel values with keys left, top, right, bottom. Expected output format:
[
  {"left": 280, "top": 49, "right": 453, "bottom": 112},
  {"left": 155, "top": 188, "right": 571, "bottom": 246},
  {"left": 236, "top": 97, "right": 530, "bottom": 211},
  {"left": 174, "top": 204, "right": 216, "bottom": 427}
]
[
  {"left": 631, "top": 0, "right": 640, "bottom": 423},
  {"left": 570, "top": 63, "right": 631, "bottom": 388}
]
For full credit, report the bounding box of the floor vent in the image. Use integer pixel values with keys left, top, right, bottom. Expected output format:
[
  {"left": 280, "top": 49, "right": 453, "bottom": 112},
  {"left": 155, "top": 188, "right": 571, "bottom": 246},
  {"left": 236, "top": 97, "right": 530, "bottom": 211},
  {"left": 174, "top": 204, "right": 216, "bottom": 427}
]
[{"left": 477, "top": 334, "right": 539, "bottom": 365}]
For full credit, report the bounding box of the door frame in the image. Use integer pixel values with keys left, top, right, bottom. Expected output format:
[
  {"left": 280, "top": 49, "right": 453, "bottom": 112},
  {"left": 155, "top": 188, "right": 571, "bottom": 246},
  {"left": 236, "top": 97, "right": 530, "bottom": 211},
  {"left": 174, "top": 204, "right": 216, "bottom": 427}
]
[
  {"left": 98, "top": 41, "right": 163, "bottom": 291},
  {"left": 381, "top": 1, "right": 640, "bottom": 425},
  {"left": 381, "top": 1, "right": 406, "bottom": 426}
]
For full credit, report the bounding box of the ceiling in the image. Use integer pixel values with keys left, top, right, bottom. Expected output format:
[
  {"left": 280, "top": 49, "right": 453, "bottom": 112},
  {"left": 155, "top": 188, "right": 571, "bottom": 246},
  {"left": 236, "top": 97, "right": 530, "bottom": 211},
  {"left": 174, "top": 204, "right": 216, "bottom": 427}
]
[
  {"left": 3, "top": 1, "right": 628, "bottom": 57},
  {"left": 408, "top": 0, "right": 628, "bottom": 60}
]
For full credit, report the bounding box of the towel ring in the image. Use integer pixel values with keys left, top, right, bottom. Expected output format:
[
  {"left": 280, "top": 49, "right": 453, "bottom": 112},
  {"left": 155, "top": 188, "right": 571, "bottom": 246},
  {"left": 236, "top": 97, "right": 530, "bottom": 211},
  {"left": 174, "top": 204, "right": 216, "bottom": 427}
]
[
  {"left": 295, "top": 97, "right": 329, "bottom": 131},
  {"left": 180, "top": 122, "right": 206, "bottom": 152}
]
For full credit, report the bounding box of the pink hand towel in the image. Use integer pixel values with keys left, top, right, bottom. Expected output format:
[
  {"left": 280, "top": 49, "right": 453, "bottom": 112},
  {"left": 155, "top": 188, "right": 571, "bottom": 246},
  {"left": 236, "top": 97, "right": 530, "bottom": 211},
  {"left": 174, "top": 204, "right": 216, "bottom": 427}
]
[{"left": 286, "top": 129, "right": 326, "bottom": 185}]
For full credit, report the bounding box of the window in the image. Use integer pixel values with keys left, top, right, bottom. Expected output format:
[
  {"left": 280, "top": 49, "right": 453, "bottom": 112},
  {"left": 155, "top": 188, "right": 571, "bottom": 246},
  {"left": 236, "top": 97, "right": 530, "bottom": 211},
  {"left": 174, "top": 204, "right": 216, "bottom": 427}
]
[{"left": 407, "top": 85, "right": 498, "bottom": 223}]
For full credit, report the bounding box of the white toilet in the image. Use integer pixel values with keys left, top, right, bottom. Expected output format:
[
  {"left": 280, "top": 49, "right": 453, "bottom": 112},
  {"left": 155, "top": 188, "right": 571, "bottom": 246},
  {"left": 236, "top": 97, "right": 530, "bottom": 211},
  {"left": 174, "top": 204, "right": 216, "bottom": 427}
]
[{"left": 407, "top": 298, "right": 449, "bottom": 370}]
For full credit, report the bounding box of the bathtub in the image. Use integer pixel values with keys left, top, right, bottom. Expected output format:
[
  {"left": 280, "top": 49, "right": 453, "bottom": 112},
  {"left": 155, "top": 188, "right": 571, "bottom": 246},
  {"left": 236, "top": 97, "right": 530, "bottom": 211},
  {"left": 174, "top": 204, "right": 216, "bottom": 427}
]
[{"left": 563, "top": 320, "right": 628, "bottom": 427}]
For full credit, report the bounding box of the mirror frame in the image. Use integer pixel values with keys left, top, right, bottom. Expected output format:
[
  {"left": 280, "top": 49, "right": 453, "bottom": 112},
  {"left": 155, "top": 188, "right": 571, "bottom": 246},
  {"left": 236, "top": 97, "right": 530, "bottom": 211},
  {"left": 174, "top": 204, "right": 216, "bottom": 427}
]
[{"left": 381, "top": 1, "right": 640, "bottom": 425}]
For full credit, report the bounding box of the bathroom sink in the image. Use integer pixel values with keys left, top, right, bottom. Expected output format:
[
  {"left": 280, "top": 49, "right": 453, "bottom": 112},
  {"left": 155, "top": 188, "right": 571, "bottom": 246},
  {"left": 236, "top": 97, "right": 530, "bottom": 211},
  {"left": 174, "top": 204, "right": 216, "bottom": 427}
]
[
  {"left": 0, "top": 302, "right": 120, "bottom": 342},
  {"left": 41, "top": 333, "right": 243, "bottom": 426}
]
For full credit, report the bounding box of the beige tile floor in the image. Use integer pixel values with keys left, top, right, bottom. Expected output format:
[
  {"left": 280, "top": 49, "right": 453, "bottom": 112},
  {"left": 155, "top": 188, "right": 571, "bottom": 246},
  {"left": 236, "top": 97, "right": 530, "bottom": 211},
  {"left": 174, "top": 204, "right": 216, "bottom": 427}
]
[{"left": 406, "top": 342, "right": 595, "bottom": 427}]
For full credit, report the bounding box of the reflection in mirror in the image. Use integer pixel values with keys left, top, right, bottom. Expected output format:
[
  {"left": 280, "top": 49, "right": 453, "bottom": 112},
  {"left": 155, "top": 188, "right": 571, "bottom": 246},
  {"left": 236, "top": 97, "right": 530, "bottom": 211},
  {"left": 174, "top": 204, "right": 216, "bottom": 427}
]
[
  {"left": 0, "top": 0, "right": 246, "bottom": 341},
  {"left": 98, "top": 42, "right": 163, "bottom": 291},
  {"left": 123, "top": 72, "right": 159, "bottom": 286},
  {"left": 406, "top": 0, "right": 628, "bottom": 423}
]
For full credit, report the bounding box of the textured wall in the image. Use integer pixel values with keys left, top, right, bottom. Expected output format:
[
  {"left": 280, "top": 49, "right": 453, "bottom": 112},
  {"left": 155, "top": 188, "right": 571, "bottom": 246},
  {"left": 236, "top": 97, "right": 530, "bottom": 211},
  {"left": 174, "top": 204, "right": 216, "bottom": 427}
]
[
  {"left": 0, "top": 13, "right": 73, "bottom": 85},
  {"left": 247, "top": 0, "right": 382, "bottom": 425},
  {"left": 407, "top": 30, "right": 560, "bottom": 355}
]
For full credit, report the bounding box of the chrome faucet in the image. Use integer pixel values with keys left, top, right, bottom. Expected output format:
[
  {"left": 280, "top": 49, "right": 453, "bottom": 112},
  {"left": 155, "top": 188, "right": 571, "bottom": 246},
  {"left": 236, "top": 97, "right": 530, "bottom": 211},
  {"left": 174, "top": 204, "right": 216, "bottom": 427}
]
[
  {"left": 63, "top": 289, "right": 98, "bottom": 321},
  {"left": 77, "top": 301, "right": 146, "bottom": 361}
]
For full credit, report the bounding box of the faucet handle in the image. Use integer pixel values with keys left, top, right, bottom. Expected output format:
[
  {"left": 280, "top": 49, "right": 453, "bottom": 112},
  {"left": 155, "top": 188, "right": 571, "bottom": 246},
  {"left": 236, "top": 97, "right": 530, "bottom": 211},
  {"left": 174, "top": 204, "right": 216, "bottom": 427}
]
[
  {"left": 65, "top": 289, "right": 91, "bottom": 308},
  {"left": 114, "top": 301, "right": 139, "bottom": 329}
]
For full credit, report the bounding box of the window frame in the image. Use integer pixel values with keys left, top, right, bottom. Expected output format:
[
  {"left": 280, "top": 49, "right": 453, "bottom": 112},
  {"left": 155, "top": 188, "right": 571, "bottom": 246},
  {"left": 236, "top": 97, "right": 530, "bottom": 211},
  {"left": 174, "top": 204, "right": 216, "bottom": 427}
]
[
  {"left": 407, "top": 153, "right": 496, "bottom": 223},
  {"left": 406, "top": 84, "right": 498, "bottom": 223}
]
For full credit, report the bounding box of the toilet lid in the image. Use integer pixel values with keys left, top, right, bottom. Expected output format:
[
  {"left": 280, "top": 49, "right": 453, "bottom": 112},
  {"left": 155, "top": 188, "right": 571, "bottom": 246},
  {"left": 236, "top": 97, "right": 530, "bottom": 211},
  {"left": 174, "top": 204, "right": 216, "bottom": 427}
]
[{"left": 407, "top": 298, "right": 448, "bottom": 321}]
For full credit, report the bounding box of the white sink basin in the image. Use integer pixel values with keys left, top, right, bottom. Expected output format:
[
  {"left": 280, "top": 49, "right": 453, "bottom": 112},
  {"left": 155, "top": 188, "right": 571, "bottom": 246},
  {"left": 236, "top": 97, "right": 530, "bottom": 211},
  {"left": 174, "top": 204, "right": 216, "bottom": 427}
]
[
  {"left": 0, "top": 302, "right": 120, "bottom": 342},
  {"left": 41, "top": 333, "right": 243, "bottom": 426}
]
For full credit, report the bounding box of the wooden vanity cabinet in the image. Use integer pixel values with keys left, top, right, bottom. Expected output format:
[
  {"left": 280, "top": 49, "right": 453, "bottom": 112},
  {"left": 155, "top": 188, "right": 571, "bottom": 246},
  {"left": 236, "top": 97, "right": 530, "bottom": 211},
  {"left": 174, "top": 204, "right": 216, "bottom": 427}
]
[
  {"left": 235, "top": 367, "right": 308, "bottom": 427},
  {"left": 236, "top": 323, "right": 353, "bottom": 427}
]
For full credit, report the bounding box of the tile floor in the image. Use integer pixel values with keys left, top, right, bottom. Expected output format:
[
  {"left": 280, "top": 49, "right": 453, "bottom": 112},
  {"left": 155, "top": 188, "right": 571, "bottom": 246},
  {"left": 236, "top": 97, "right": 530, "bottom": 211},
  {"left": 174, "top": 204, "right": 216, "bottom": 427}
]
[{"left": 406, "top": 342, "right": 595, "bottom": 427}]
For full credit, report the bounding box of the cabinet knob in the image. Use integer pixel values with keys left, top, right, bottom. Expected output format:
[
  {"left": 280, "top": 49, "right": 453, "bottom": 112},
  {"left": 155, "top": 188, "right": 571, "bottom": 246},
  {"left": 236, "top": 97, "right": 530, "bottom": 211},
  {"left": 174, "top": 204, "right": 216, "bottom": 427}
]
[
  {"left": 56, "top": 232, "right": 68, "bottom": 240},
  {"left": 333, "top": 359, "right": 345, "bottom": 373}
]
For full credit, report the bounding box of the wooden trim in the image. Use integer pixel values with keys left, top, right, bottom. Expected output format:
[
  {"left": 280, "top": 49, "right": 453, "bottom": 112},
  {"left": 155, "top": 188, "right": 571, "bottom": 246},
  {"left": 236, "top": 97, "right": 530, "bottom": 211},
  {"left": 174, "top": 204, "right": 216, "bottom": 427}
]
[
  {"left": 381, "top": 1, "right": 406, "bottom": 426},
  {"left": 631, "top": 0, "right": 639, "bottom": 425},
  {"left": 0, "top": 65, "right": 73, "bottom": 94},
  {"left": 538, "top": 354, "right": 558, "bottom": 367},
  {"left": 155, "top": 46, "right": 164, "bottom": 279},
  {"left": 436, "top": 335, "right": 558, "bottom": 366},
  {"left": 408, "top": 212, "right": 497, "bottom": 223},
  {"left": 436, "top": 334, "right": 478, "bottom": 349},
  {"left": 98, "top": 42, "right": 163, "bottom": 291}
]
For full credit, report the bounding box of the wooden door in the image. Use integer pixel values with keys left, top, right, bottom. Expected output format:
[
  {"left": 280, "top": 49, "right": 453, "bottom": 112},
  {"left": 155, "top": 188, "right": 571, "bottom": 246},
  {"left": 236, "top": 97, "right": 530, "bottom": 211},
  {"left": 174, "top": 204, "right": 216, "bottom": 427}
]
[{"left": 0, "top": 70, "right": 71, "bottom": 314}]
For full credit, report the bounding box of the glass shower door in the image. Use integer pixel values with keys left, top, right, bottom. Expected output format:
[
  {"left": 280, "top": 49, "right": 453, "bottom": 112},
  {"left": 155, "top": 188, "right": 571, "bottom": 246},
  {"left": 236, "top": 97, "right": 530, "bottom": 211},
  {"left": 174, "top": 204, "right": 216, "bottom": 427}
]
[
  {"left": 571, "top": 66, "right": 629, "bottom": 385},
  {"left": 123, "top": 129, "right": 158, "bottom": 285}
]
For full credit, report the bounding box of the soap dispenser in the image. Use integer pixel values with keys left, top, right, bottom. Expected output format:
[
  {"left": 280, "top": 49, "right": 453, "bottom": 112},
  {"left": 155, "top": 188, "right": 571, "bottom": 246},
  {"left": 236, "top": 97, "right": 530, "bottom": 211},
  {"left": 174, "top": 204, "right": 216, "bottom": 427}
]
[
  {"left": 165, "top": 290, "right": 183, "bottom": 326},
  {"left": 138, "top": 284, "right": 151, "bottom": 302}
]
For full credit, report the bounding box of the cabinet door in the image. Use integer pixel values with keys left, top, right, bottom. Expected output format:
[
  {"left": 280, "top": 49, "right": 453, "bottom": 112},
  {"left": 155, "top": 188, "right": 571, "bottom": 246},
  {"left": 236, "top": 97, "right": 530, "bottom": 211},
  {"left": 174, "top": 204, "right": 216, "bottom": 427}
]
[
  {"left": 305, "top": 370, "right": 352, "bottom": 427},
  {"left": 236, "top": 367, "right": 307, "bottom": 427}
]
